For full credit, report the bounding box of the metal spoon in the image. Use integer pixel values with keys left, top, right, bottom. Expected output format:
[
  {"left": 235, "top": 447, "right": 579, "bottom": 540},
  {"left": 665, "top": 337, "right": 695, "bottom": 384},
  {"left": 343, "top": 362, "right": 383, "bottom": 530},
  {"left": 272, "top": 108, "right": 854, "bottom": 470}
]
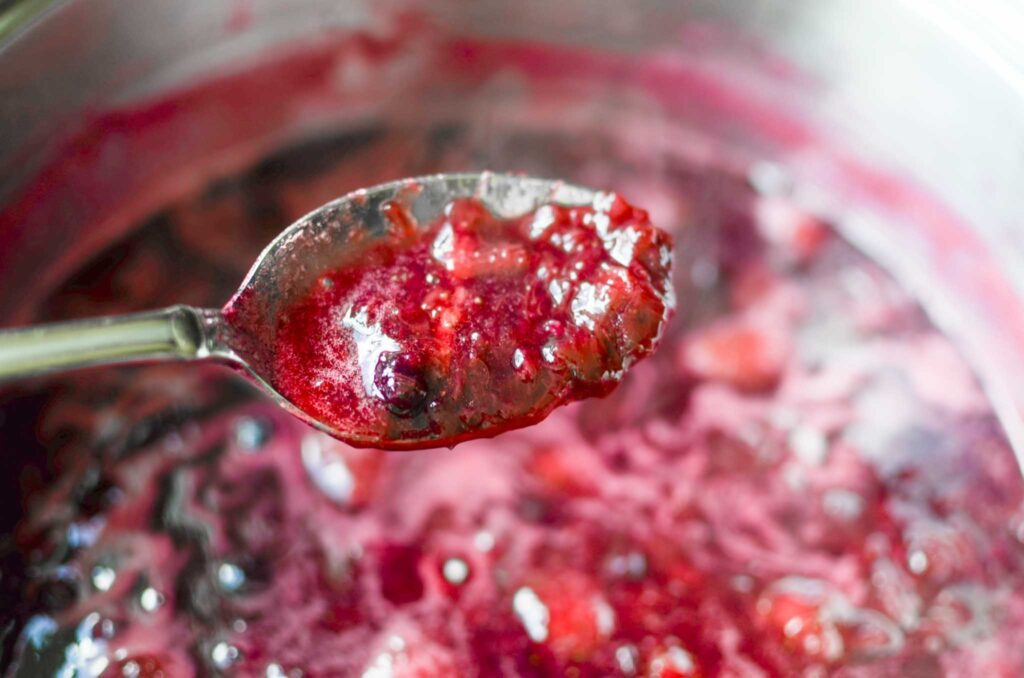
[{"left": 0, "top": 172, "right": 596, "bottom": 444}]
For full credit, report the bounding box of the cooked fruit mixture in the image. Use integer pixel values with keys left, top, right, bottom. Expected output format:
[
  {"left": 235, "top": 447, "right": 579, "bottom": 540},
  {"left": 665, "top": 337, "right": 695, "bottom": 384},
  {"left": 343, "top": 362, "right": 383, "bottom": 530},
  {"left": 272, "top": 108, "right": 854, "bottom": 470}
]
[
  {"left": 236, "top": 194, "right": 672, "bottom": 449},
  {"left": 2, "top": 121, "right": 1022, "bottom": 677},
  {"left": 16, "top": 6, "right": 1024, "bottom": 661}
]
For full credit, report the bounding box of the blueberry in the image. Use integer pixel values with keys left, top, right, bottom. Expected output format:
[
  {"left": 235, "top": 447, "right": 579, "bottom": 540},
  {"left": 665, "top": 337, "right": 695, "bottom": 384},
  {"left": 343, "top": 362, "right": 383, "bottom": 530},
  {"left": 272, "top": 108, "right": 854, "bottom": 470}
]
[{"left": 374, "top": 354, "right": 430, "bottom": 417}]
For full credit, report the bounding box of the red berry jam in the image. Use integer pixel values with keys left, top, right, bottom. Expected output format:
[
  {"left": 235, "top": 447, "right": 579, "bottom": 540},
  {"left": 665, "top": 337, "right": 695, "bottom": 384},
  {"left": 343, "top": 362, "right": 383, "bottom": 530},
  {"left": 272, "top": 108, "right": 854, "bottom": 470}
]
[
  {"left": 2, "top": 42, "right": 1023, "bottom": 678},
  {"left": 258, "top": 193, "right": 673, "bottom": 449}
]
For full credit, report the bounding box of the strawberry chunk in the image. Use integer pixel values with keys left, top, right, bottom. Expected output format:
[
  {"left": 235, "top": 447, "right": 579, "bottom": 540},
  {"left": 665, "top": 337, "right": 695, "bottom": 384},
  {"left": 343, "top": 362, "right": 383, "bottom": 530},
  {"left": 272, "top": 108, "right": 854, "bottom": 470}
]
[
  {"left": 527, "top": 445, "right": 600, "bottom": 497},
  {"left": 103, "top": 653, "right": 191, "bottom": 678},
  {"left": 756, "top": 581, "right": 844, "bottom": 663},
  {"left": 646, "top": 644, "right": 704, "bottom": 678},
  {"left": 513, "top": 571, "right": 616, "bottom": 662},
  {"left": 682, "top": 316, "right": 790, "bottom": 392}
]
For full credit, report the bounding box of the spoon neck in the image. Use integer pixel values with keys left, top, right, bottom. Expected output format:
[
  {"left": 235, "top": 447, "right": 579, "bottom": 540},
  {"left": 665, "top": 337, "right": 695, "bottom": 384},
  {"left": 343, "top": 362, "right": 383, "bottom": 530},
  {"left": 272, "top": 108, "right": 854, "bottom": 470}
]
[
  {"left": 191, "top": 307, "right": 239, "bottom": 364},
  {"left": 0, "top": 305, "right": 236, "bottom": 382}
]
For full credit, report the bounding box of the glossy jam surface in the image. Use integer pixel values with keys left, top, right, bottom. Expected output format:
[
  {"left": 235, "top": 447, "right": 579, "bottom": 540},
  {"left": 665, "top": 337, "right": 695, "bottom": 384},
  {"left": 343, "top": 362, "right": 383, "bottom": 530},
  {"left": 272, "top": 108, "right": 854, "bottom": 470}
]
[{"left": 256, "top": 195, "right": 672, "bottom": 449}]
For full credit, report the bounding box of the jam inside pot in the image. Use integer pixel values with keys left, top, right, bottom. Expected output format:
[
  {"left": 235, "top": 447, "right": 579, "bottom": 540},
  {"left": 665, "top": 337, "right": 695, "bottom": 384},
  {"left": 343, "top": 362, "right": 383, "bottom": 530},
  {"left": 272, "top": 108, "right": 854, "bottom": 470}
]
[{"left": 1, "top": 31, "right": 1023, "bottom": 678}]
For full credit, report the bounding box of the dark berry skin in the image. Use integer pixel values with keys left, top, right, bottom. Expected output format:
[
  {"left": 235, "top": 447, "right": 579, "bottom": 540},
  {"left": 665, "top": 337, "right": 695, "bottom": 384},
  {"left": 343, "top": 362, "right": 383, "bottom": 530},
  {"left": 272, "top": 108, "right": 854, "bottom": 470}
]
[{"left": 373, "top": 353, "right": 432, "bottom": 417}]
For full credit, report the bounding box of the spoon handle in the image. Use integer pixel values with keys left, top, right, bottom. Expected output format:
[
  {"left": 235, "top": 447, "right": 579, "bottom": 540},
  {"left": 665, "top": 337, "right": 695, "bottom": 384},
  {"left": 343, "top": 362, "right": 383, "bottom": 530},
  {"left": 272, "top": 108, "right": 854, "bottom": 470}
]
[{"left": 0, "top": 305, "right": 225, "bottom": 381}]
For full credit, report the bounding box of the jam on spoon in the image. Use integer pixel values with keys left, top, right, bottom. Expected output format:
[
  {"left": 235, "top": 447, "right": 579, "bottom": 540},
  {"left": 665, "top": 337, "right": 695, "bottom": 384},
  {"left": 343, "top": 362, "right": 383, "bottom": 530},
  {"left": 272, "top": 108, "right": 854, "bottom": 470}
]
[
  {"left": 0, "top": 173, "right": 673, "bottom": 450},
  {"left": 251, "top": 191, "right": 673, "bottom": 449}
]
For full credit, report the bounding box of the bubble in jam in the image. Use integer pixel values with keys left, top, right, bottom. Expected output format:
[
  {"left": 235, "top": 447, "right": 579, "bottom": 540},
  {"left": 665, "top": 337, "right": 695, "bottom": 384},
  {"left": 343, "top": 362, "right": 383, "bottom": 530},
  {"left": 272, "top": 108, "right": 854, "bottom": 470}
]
[{"left": 260, "top": 192, "right": 674, "bottom": 449}]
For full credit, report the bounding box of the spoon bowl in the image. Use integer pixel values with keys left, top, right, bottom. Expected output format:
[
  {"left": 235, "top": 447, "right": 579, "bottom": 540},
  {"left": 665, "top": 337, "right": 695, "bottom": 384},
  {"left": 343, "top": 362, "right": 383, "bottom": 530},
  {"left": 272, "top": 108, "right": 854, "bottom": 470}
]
[{"left": 219, "top": 172, "right": 598, "bottom": 444}]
